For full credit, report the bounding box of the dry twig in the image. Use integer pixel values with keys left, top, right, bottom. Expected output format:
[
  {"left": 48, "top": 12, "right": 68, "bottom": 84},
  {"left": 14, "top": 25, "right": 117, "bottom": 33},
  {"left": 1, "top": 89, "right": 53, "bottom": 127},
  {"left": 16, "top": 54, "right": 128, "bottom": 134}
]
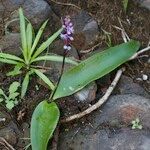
[
  {"left": 61, "top": 67, "right": 125, "bottom": 123},
  {"left": 0, "top": 137, "right": 15, "bottom": 150},
  {"left": 49, "top": 0, "right": 81, "bottom": 10}
]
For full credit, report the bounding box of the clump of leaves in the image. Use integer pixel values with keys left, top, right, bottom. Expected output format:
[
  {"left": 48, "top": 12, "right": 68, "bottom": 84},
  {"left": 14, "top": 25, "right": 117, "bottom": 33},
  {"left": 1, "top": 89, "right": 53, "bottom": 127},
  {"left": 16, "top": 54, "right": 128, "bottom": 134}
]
[
  {"left": 0, "top": 82, "right": 20, "bottom": 110},
  {"left": 131, "top": 118, "right": 142, "bottom": 129},
  {"left": 0, "top": 8, "right": 77, "bottom": 98}
]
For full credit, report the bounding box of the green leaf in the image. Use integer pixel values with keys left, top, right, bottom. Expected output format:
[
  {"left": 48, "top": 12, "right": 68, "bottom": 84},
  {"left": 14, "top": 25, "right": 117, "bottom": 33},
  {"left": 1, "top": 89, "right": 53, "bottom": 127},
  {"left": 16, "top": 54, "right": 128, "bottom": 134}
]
[
  {"left": 0, "top": 98, "right": 3, "bottom": 102},
  {"left": 32, "top": 55, "right": 78, "bottom": 65},
  {"left": 9, "top": 82, "right": 20, "bottom": 94},
  {"left": 19, "top": 8, "right": 28, "bottom": 63},
  {"left": 21, "top": 72, "right": 30, "bottom": 98},
  {"left": 33, "top": 69, "right": 55, "bottom": 90},
  {"left": 26, "top": 23, "right": 33, "bottom": 57},
  {"left": 9, "top": 92, "right": 20, "bottom": 100},
  {"left": 0, "top": 89, "right": 7, "bottom": 99},
  {"left": 31, "top": 28, "right": 63, "bottom": 60},
  {"left": 31, "top": 101, "right": 60, "bottom": 150},
  {"left": 7, "top": 64, "right": 23, "bottom": 76},
  {"left": 30, "top": 20, "right": 48, "bottom": 57},
  {"left": 6, "top": 101, "right": 15, "bottom": 110},
  {"left": 53, "top": 40, "right": 140, "bottom": 100},
  {"left": 0, "top": 89, "right": 5, "bottom": 96},
  {"left": 0, "top": 53, "right": 24, "bottom": 62},
  {"left": 0, "top": 58, "right": 21, "bottom": 65},
  {"left": 123, "top": 0, "right": 128, "bottom": 12}
]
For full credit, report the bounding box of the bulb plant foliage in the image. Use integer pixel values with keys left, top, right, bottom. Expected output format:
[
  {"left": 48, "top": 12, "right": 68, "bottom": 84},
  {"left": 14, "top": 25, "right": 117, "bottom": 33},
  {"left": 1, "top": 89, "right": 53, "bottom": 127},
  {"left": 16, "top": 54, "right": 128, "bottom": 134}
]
[
  {"left": 0, "top": 81, "right": 20, "bottom": 110},
  {"left": 30, "top": 12, "right": 140, "bottom": 150},
  {"left": 0, "top": 8, "right": 77, "bottom": 98}
]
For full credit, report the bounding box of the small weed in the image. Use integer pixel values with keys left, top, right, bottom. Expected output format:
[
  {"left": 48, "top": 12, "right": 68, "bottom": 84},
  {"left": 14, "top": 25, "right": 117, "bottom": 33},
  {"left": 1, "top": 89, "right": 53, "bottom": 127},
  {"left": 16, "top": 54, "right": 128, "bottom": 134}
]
[
  {"left": 0, "top": 81, "right": 20, "bottom": 110},
  {"left": 131, "top": 118, "right": 142, "bottom": 130}
]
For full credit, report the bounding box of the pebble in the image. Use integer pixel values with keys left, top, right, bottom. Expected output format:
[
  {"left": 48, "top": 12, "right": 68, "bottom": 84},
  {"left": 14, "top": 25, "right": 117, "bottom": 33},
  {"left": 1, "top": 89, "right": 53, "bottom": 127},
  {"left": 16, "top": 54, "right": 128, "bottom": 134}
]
[{"left": 142, "top": 74, "right": 148, "bottom": 81}]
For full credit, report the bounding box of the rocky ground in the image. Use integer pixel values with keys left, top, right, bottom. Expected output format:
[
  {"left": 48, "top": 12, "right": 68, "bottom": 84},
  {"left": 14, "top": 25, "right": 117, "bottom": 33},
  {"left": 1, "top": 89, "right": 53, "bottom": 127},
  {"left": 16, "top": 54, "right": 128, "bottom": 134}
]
[{"left": 0, "top": 0, "right": 150, "bottom": 150}]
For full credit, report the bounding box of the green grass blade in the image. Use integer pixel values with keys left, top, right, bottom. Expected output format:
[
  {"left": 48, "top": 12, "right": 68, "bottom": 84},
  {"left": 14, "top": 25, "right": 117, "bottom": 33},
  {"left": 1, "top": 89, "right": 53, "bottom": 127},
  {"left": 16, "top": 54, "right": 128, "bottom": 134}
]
[
  {"left": 31, "top": 28, "right": 63, "bottom": 60},
  {"left": 19, "top": 8, "right": 28, "bottom": 63},
  {"left": 0, "top": 58, "right": 20, "bottom": 64},
  {"left": 53, "top": 40, "right": 140, "bottom": 100},
  {"left": 32, "top": 55, "right": 78, "bottom": 65},
  {"left": 0, "top": 53, "right": 24, "bottom": 62},
  {"left": 30, "top": 20, "right": 48, "bottom": 57},
  {"left": 26, "top": 23, "right": 33, "bottom": 59},
  {"left": 123, "top": 0, "right": 128, "bottom": 12},
  {"left": 21, "top": 72, "right": 30, "bottom": 98},
  {"left": 33, "top": 69, "right": 55, "bottom": 90}
]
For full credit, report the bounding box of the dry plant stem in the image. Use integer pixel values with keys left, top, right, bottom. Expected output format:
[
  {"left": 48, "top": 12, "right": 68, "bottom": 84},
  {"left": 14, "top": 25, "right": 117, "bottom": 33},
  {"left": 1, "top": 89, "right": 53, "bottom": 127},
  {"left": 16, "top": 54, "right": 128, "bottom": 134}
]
[
  {"left": 130, "top": 46, "right": 150, "bottom": 60},
  {"left": 61, "top": 67, "right": 125, "bottom": 123},
  {"left": 80, "top": 42, "right": 101, "bottom": 54},
  {"left": 0, "top": 137, "right": 15, "bottom": 150}
]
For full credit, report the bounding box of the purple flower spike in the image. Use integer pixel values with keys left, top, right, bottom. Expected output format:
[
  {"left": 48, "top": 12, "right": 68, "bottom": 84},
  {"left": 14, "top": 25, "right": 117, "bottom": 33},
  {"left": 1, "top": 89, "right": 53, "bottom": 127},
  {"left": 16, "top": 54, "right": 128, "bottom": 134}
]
[{"left": 60, "top": 16, "right": 74, "bottom": 51}]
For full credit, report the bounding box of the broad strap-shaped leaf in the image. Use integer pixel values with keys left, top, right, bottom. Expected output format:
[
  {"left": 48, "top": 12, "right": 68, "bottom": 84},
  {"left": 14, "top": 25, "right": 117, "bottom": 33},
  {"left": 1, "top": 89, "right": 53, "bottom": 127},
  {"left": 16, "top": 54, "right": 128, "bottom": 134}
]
[
  {"left": 19, "top": 8, "right": 28, "bottom": 62},
  {"left": 31, "top": 28, "right": 63, "bottom": 60},
  {"left": 31, "top": 55, "right": 78, "bottom": 65},
  {"left": 33, "top": 69, "right": 55, "bottom": 90},
  {"left": 21, "top": 72, "right": 30, "bottom": 98},
  {"left": 0, "top": 53, "right": 24, "bottom": 62},
  {"left": 31, "top": 101, "right": 60, "bottom": 150},
  {"left": 30, "top": 20, "right": 48, "bottom": 57},
  {"left": 9, "top": 81, "right": 20, "bottom": 94},
  {"left": 53, "top": 40, "right": 140, "bottom": 100}
]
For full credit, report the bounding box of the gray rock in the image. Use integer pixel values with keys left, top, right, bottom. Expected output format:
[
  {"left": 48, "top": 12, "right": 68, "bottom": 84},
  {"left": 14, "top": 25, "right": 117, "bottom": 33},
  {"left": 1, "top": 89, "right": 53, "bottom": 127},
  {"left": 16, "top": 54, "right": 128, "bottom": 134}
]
[
  {"left": 118, "top": 75, "right": 149, "bottom": 98},
  {"left": 1, "top": 0, "right": 60, "bottom": 33},
  {"left": 50, "top": 39, "right": 79, "bottom": 59},
  {"left": 72, "top": 10, "right": 99, "bottom": 50},
  {"left": 22, "top": 0, "right": 52, "bottom": 28},
  {"left": 134, "top": 0, "right": 150, "bottom": 10},
  {"left": 0, "top": 33, "right": 21, "bottom": 56},
  {"left": 58, "top": 94, "right": 150, "bottom": 150}
]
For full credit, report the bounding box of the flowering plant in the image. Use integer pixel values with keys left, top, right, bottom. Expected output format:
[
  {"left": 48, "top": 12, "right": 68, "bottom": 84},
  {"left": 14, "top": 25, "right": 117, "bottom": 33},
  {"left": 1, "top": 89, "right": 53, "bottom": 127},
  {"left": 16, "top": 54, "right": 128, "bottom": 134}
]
[
  {"left": 30, "top": 13, "right": 140, "bottom": 150},
  {"left": 0, "top": 8, "right": 77, "bottom": 98}
]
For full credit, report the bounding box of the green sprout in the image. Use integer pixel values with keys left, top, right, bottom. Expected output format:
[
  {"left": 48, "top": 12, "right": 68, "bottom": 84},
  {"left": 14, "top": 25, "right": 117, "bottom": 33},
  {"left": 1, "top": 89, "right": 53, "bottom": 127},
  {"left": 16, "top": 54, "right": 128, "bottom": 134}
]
[
  {"left": 0, "top": 82, "right": 20, "bottom": 110},
  {"left": 131, "top": 118, "right": 142, "bottom": 130}
]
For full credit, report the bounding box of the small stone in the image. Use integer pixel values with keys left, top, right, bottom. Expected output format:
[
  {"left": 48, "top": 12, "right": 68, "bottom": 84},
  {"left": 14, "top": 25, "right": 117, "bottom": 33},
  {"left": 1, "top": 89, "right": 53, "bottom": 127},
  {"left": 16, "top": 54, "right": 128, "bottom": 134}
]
[
  {"left": 74, "top": 82, "right": 97, "bottom": 104},
  {"left": 142, "top": 74, "right": 148, "bottom": 81}
]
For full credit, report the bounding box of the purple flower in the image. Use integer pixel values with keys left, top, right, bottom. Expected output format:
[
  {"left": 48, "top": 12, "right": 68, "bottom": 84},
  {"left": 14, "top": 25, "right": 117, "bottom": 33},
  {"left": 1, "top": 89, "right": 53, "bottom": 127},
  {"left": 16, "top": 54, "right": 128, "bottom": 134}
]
[{"left": 60, "top": 16, "right": 74, "bottom": 51}]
